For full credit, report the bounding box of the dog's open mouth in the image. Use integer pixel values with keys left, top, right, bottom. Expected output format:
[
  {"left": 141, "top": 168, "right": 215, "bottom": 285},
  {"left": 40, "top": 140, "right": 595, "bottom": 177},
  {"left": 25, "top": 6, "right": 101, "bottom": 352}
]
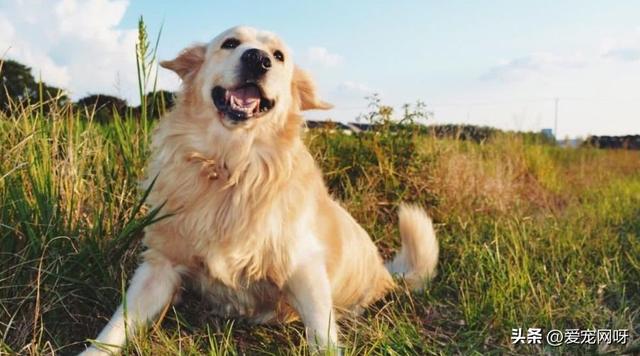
[{"left": 211, "top": 84, "right": 275, "bottom": 122}]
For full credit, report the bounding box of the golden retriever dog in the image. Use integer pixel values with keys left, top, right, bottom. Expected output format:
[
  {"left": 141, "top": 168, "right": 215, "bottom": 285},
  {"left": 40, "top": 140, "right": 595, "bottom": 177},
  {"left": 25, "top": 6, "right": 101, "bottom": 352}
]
[{"left": 80, "top": 26, "right": 438, "bottom": 355}]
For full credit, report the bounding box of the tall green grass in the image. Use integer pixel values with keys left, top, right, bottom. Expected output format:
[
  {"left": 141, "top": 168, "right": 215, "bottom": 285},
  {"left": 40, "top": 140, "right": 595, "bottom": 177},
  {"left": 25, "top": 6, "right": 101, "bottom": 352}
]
[
  {"left": 1, "top": 21, "right": 639, "bottom": 356},
  {"left": 2, "top": 95, "right": 640, "bottom": 355}
]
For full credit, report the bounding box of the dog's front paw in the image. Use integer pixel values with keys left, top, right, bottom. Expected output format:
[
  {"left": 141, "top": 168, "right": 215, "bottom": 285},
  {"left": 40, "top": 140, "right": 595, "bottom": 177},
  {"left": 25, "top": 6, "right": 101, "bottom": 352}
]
[
  {"left": 311, "top": 346, "right": 344, "bottom": 356},
  {"left": 308, "top": 340, "right": 343, "bottom": 356}
]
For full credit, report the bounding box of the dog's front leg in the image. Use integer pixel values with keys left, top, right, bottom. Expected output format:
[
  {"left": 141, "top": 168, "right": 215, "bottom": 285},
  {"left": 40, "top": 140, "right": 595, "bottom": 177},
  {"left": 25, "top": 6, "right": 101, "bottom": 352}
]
[
  {"left": 286, "top": 260, "right": 340, "bottom": 354},
  {"left": 80, "top": 255, "right": 181, "bottom": 355}
]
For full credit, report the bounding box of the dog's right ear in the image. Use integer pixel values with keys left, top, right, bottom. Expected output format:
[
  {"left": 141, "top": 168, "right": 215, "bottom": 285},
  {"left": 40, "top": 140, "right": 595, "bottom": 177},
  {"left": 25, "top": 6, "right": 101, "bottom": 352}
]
[{"left": 160, "top": 44, "right": 206, "bottom": 80}]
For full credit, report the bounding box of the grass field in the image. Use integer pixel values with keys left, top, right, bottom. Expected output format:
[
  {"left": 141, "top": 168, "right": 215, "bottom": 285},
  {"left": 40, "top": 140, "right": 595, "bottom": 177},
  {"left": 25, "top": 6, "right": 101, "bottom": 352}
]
[{"left": 0, "top": 95, "right": 639, "bottom": 356}]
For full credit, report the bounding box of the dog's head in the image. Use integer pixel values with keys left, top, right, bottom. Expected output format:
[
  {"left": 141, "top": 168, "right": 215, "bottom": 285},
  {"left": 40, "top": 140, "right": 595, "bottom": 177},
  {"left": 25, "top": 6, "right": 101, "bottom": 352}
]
[{"left": 161, "top": 26, "right": 331, "bottom": 131}]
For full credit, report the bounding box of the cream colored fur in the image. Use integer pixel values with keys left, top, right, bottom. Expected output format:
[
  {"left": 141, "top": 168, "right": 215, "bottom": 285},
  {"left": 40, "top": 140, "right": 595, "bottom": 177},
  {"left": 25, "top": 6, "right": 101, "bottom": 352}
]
[{"left": 80, "top": 26, "right": 438, "bottom": 355}]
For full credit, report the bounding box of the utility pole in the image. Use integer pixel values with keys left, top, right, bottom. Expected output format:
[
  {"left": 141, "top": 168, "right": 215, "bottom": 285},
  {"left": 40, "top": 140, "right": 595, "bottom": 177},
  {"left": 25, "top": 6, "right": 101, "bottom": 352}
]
[{"left": 554, "top": 97, "right": 559, "bottom": 141}]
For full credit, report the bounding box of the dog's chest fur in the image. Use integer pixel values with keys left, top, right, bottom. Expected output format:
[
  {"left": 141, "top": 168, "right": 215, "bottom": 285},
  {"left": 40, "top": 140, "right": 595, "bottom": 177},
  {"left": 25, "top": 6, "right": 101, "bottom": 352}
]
[{"left": 141, "top": 123, "right": 321, "bottom": 296}]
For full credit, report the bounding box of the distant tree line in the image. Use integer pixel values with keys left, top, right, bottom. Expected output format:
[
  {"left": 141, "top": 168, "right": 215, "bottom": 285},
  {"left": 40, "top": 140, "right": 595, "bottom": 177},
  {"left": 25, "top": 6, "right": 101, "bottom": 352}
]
[
  {"left": 422, "top": 124, "right": 556, "bottom": 144},
  {"left": 347, "top": 122, "right": 555, "bottom": 145},
  {"left": 0, "top": 59, "right": 69, "bottom": 111},
  {"left": 584, "top": 135, "right": 640, "bottom": 150},
  {"left": 0, "top": 58, "right": 175, "bottom": 122}
]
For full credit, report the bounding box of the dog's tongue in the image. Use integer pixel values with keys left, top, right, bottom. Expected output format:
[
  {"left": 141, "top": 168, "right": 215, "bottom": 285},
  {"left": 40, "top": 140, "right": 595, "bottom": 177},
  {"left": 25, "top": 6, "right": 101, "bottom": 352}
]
[{"left": 228, "top": 86, "right": 261, "bottom": 111}]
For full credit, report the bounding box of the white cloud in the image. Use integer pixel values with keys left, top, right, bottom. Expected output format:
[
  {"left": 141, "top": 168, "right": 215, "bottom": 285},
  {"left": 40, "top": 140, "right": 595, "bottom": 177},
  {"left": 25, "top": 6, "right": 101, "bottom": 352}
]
[
  {"left": 305, "top": 80, "right": 378, "bottom": 122},
  {"left": 601, "top": 30, "right": 640, "bottom": 62},
  {"left": 432, "top": 38, "right": 640, "bottom": 137},
  {"left": 481, "top": 52, "right": 587, "bottom": 82},
  {"left": 0, "top": 12, "right": 71, "bottom": 87},
  {"left": 603, "top": 48, "right": 640, "bottom": 61},
  {"left": 0, "top": 0, "right": 179, "bottom": 104},
  {"left": 335, "top": 80, "right": 374, "bottom": 94},
  {"left": 304, "top": 46, "right": 343, "bottom": 68},
  {"left": 327, "top": 80, "right": 377, "bottom": 106}
]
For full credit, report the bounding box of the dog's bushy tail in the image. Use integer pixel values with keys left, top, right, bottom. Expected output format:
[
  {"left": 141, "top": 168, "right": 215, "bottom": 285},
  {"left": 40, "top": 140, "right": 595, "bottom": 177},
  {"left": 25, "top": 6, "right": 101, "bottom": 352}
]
[{"left": 385, "top": 204, "right": 439, "bottom": 291}]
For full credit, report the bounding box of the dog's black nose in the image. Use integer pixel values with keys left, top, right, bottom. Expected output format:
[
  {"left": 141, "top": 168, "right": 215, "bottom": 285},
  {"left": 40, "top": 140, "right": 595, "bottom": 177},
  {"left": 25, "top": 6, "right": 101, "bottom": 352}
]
[{"left": 241, "top": 48, "right": 271, "bottom": 78}]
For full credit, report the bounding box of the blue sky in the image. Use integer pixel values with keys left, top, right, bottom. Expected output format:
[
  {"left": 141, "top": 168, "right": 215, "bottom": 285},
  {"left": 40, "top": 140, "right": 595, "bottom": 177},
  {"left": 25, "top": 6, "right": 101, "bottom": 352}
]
[{"left": 2, "top": 1, "right": 640, "bottom": 137}]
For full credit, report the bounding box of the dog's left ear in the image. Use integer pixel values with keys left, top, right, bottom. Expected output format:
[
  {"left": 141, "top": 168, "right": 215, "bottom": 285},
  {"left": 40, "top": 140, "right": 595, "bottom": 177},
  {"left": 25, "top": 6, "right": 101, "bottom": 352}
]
[
  {"left": 292, "top": 67, "right": 333, "bottom": 111},
  {"left": 160, "top": 44, "right": 206, "bottom": 80}
]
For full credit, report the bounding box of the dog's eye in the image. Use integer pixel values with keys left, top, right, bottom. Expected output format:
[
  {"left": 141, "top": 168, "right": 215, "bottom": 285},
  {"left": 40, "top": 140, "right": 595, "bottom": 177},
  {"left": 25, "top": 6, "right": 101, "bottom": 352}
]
[
  {"left": 221, "top": 38, "right": 240, "bottom": 49},
  {"left": 273, "top": 50, "right": 285, "bottom": 62}
]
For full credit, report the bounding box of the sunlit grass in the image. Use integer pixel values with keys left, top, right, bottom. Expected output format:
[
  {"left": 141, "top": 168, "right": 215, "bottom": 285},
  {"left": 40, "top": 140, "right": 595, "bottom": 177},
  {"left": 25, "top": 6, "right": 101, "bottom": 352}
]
[{"left": 2, "top": 95, "right": 638, "bottom": 354}]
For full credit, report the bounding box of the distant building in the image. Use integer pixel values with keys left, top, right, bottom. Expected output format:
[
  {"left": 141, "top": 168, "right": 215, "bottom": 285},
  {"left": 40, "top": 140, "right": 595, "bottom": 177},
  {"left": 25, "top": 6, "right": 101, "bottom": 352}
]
[
  {"left": 304, "top": 120, "right": 384, "bottom": 135},
  {"left": 304, "top": 120, "right": 353, "bottom": 135},
  {"left": 348, "top": 122, "right": 377, "bottom": 133},
  {"left": 560, "top": 138, "right": 583, "bottom": 148},
  {"left": 541, "top": 128, "right": 555, "bottom": 140}
]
